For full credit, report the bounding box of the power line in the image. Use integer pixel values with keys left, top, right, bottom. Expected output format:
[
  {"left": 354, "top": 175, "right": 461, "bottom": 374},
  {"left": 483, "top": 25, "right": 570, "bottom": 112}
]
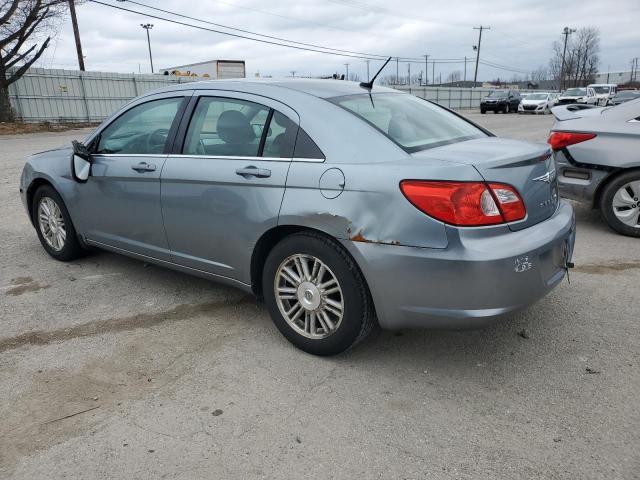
[
  {"left": 89, "top": 0, "right": 471, "bottom": 65},
  {"left": 91, "top": 0, "right": 390, "bottom": 61},
  {"left": 119, "top": 0, "right": 393, "bottom": 61}
]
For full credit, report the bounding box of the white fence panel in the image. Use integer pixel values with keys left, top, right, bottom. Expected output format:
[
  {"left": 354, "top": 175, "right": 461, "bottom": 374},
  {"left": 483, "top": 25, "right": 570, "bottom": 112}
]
[{"left": 8, "top": 68, "right": 529, "bottom": 123}]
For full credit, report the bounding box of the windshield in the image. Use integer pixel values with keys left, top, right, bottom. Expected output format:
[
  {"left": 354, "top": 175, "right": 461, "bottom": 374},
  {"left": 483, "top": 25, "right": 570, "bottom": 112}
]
[
  {"left": 330, "top": 93, "right": 486, "bottom": 153},
  {"left": 563, "top": 88, "right": 586, "bottom": 96},
  {"left": 487, "top": 91, "right": 508, "bottom": 98},
  {"left": 527, "top": 93, "right": 548, "bottom": 100},
  {"left": 592, "top": 86, "right": 611, "bottom": 94}
]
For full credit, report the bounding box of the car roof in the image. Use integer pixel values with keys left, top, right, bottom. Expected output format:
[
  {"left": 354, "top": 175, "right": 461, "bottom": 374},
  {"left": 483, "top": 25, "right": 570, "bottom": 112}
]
[{"left": 148, "top": 77, "right": 399, "bottom": 99}]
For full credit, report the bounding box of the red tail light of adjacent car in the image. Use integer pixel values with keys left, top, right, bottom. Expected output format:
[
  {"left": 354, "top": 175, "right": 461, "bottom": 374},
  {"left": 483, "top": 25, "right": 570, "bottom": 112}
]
[
  {"left": 400, "top": 180, "right": 526, "bottom": 227},
  {"left": 547, "top": 131, "right": 596, "bottom": 151}
]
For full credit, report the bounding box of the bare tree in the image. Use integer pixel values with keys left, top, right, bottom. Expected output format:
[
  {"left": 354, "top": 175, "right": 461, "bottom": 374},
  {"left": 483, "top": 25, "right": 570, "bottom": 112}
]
[
  {"left": 530, "top": 65, "right": 549, "bottom": 83},
  {"left": 1, "top": 0, "right": 68, "bottom": 122},
  {"left": 549, "top": 27, "right": 600, "bottom": 90},
  {"left": 447, "top": 70, "right": 461, "bottom": 83}
]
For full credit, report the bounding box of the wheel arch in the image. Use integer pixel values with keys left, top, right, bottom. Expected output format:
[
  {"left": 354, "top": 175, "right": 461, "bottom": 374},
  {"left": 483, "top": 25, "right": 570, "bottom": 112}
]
[
  {"left": 250, "top": 224, "right": 374, "bottom": 306},
  {"left": 592, "top": 166, "right": 640, "bottom": 209},
  {"left": 26, "top": 177, "right": 55, "bottom": 226}
]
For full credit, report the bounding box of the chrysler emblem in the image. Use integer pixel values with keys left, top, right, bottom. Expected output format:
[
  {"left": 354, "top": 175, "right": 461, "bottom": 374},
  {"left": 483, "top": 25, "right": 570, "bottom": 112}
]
[{"left": 533, "top": 169, "right": 556, "bottom": 184}]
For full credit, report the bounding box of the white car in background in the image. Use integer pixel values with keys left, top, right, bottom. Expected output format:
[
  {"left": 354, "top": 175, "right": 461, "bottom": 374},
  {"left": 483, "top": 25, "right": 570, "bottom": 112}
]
[
  {"left": 585, "top": 84, "right": 617, "bottom": 106},
  {"left": 518, "top": 92, "right": 556, "bottom": 114},
  {"left": 557, "top": 87, "right": 588, "bottom": 105}
]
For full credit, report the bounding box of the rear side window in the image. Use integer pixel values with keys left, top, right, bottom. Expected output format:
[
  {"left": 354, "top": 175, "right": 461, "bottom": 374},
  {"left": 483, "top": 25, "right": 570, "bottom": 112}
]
[
  {"left": 96, "top": 97, "right": 183, "bottom": 154},
  {"left": 183, "top": 97, "right": 269, "bottom": 157},
  {"left": 293, "top": 129, "right": 325, "bottom": 159},
  {"left": 262, "top": 111, "right": 297, "bottom": 158},
  {"left": 331, "top": 93, "right": 485, "bottom": 153}
]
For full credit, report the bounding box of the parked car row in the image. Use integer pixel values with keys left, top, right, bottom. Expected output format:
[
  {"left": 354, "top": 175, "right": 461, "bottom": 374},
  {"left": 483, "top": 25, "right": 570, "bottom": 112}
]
[{"left": 481, "top": 84, "right": 637, "bottom": 114}]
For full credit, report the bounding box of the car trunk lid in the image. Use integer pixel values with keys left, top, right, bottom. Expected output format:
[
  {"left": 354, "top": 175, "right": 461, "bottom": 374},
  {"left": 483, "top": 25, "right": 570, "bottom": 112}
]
[{"left": 412, "top": 137, "right": 558, "bottom": 231}]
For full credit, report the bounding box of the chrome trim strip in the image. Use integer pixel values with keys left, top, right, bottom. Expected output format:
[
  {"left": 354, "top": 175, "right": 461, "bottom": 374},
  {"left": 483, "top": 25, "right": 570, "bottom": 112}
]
[
  {"left": 92, "top": 153, "right": 325, "bottom": 163},
  {"left": 84, "top": 238, "right": 252, "bottom": 290}
]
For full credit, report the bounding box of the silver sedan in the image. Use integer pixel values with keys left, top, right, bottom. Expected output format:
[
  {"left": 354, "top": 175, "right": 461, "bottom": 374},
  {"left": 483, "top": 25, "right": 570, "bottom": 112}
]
[
  {"left": 551, "top": 99, "right": 640, "bottom": 237},
  {"left": 20, "top": 79, "right": 575, "bottom": 355}
]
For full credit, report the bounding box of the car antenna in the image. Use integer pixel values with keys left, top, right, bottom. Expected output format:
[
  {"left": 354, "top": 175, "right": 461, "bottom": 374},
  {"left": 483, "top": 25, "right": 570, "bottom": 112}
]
[{"left": 360, "top": 57, "right": 392, "bottom": 90}]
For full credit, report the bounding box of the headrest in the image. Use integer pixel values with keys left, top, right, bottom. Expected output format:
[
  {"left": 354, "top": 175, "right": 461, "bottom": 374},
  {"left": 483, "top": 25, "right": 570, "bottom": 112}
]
[{"left": 217, "top": 110, "right": 255, "bottom": 144}]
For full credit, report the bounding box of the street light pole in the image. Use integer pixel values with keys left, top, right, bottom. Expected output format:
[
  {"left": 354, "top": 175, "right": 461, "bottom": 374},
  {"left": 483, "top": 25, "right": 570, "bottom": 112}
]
[
  {"left": 344, "top": 63, "right": 349, "bottom": 80},
  {"left": 141, "top": 23, "right": 154, "bottom": 73},
  {"left": 560, "top": 27, "right": 576, "bottom": 90},
  {"left": 365, "top": 60, "right": 370, "bottom": 81}
]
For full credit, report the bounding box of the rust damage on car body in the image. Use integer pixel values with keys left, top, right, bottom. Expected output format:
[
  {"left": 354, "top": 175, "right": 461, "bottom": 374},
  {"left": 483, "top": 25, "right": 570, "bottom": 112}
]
[{"left": 347, "top": 227, "right": 400, "bottom": 246}]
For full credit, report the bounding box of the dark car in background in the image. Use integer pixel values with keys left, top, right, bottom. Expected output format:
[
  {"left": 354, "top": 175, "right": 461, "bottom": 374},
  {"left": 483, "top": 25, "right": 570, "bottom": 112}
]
[
  {"left": 480, "top": 90, "right": 521, "bottom": 114},
  {"left": 609, "top": 90, "right": 640, "bottom": 105}
]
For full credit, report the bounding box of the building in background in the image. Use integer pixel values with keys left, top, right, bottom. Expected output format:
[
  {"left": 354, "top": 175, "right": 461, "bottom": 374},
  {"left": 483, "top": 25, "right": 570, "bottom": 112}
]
[
  {"left": 594, "top": 71, "right": 633, "bottom": 84},
  {"left": 160, "top": 60, "right": 245, "bottom": 79}
]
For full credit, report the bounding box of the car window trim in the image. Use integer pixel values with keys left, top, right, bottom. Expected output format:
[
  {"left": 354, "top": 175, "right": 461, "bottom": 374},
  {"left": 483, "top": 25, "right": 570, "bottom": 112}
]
[
  {"left": 257, "top": 108, "right": 274, "bottom": 157},
  {"left": 87, "top": 93, "right": 193, "bottom": 154},
  {"left": 163, "top": 153, "right": 324, "bottom": 163}
]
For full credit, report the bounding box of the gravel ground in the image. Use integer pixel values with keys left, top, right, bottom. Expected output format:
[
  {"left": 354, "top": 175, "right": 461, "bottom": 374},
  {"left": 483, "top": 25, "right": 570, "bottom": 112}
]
[{"left": 1, "top": 113, "right": 638, "bottom": 479}]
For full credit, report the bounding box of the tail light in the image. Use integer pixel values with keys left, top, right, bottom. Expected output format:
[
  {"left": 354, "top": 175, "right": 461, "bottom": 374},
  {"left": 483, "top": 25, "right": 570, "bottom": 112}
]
[
  {"left": 400, "top": 180, "right": 526, "bottom": 227},
  {"left": 547, "top": 131, "right": 596, "bottom": 151}
]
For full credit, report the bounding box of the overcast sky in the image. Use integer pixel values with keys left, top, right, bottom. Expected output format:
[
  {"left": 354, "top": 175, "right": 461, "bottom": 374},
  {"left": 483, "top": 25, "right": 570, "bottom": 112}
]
[{"left": 35, "top": 0, "right": 640, "bottom": 81}]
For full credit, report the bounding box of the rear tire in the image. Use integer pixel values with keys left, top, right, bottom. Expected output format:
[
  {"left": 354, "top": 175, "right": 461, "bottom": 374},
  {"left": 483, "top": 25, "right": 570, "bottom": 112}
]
[
  {"left": 599, "top": 171, "right": 640, "bottom": 237},
  {"left": 262, "top": 232, "right": 376, "bottom": 355},
  {"left": 32, "top": 185, "right": 86, "bottom": 261},
  {"left": 480, "top": 109, "right": 486, "bottom": 114}
]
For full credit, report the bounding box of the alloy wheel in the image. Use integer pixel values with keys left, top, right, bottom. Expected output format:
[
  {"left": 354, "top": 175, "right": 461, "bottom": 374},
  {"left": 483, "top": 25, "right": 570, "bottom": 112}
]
[
  {"left": 612, "top": 181, "right": 640, "bottom": 228},
  {"left": 38, "top": 197, "right": 67, "bottom": 251},
  {"left": 274, "top": 254, "right": 344, "bottom": 339}
]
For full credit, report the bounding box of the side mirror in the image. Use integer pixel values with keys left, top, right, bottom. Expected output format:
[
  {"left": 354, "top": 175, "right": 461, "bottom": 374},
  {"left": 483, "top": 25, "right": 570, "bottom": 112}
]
[{"left": 71, "top": 140, "right": 91, "bottom": 182}]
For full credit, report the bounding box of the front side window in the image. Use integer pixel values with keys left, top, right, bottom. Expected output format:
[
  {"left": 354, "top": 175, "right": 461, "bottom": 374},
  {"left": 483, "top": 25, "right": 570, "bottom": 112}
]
[
  {"left": 183, "top": 97, "right": 270, "bottom": 157},
  {"left": 96, "top": 97, "right": 183, "bottom": 154},
  {"left": 331, "top": 93, "right": 485, "bottom": 153}
]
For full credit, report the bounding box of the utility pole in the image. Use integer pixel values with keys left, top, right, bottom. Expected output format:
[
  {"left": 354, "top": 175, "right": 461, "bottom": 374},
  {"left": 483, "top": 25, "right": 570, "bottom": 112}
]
[
  {"left": 141, "top": 24, "right": 154, "bottom": 73},
  {"left": 344, "top": 63, "right": 350, "bottom": 80},
  {"left": 560, "top": 27, "right": 576, "bottom": 90},
  {"left": 463, "top": 56, "right": 467, "bottom": 82},
  {"left": 473, "top": 25, "right": 490, "bottom": 87},
  {"left": 290, "top": 71, "right": 296, "bottom": 78},
  {"left": 396, "top": 57, "right": 399, "bottom": 84},
  {"left": 424, "top": 54, "right": 429, "bottom": 85},
  {"left": 365, "top": 60, "right": 370, "bottom": 81},
  {"left": 68, "top": 0, "right": 85, "bottom": 71},
  {"left": 432, "top": 61, "right": 435, "bottom": 85},
  {"left": 632, "top": 57, "right": 639, "bottom": 84},
  {"left": 407, "top": 63, "right": 411, "bottom": 85}
]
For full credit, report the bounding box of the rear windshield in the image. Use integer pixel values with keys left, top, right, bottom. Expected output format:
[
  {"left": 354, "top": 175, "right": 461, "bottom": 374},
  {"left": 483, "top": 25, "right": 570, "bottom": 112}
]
[{"left": 330, "top": 93, "right": 485, "bottom": 153}]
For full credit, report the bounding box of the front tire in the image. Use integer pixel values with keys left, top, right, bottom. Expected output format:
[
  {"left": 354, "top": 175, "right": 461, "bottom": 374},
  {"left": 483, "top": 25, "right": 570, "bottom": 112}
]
[
  {"left": 480, "top": 109, "right": 486, "bottom": 114},
  {"left": 32, "top": 185, "right": 85, "bottom": 261},
  {"left": 263, "top": 232, "right": 376, "bottom": 355},
  {"left": 599, "top": 171, "right": 640, "bottom": 237}
]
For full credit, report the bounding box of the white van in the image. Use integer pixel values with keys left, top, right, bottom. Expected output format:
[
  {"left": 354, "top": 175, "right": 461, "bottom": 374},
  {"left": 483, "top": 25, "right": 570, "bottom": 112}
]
[{"left": 585, "top": 84, "right": 617, "bottom": 106}]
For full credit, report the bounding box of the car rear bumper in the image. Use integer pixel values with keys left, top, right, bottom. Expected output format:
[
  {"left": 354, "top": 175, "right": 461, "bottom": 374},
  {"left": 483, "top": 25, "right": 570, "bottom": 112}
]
[
  {"left": 554, "top": 150, "right": 610, "bottom": 206},
  {"left": 342, "top": 199, "right": 575, "bottom": 330}
]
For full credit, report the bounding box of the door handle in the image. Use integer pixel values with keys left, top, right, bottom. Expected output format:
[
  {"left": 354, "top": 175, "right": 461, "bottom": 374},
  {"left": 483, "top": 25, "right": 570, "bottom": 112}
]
[
  {"left": 236, "top": 166, "right": 271, "bottom": 179},
  {"left": 131, "top": 161, "right": 156, "bottom": 173}
]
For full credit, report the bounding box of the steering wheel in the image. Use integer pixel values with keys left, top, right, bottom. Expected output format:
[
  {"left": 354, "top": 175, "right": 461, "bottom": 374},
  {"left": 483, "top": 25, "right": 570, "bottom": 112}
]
[{"left": 146, "top": 128, "right": 169, "bottom": 152}]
